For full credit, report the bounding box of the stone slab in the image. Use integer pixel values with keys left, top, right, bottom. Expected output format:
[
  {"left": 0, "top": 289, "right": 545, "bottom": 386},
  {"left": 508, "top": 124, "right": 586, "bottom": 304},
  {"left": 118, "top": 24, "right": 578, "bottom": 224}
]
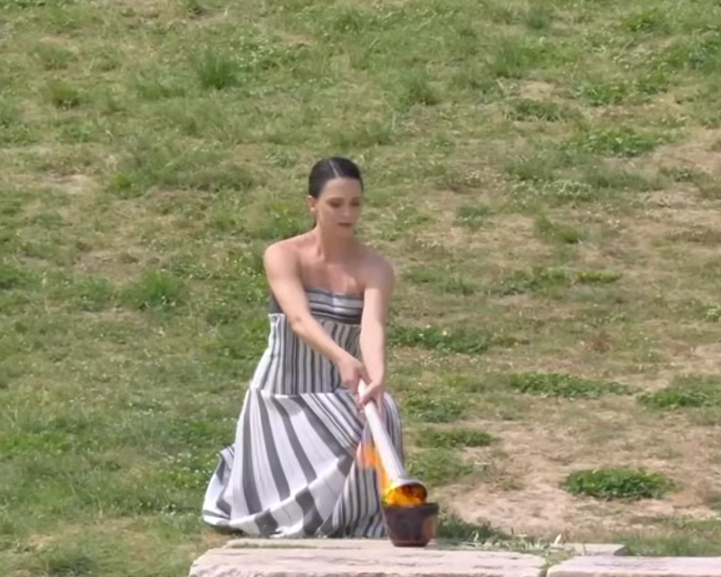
[
  {"left": 560, "top": 544, "right": 627, "bottom": 557},
  {"left": 224, "top": 537, "right": 405, "bottom": 549},
  {"left": 190, "top": 545, "right": 545, "bottom": 577},
  {"left": 225, "top": 538, "right": 626, "bottom": 555},
  {"left": 548, "top": 555, "right": 721, "bottom": 577}
]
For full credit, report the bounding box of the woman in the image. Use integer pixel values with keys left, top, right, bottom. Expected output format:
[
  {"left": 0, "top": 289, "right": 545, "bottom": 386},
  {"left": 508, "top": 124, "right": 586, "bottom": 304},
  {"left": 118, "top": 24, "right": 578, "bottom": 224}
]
[{"left": 202, "top": 157, "right": 405, "bottom": 538}]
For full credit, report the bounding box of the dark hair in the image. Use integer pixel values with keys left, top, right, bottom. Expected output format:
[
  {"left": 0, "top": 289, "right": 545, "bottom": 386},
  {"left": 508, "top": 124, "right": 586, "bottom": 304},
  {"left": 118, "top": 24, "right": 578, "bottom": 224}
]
[{"left": 308, "top": 157, "right": 363, "bottom": 199}]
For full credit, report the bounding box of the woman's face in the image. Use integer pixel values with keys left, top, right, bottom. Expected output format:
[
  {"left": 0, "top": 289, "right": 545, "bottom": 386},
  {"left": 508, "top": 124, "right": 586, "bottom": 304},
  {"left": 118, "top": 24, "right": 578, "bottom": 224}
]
[{"left": 308, "top": 177, "right": 363, "bottom": 236}]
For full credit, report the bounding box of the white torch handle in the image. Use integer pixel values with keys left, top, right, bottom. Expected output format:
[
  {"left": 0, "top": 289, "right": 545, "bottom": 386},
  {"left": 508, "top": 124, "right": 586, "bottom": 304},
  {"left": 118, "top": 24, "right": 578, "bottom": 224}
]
[{"left": 358, "top": 381, "right": 406, "bottom": 481}]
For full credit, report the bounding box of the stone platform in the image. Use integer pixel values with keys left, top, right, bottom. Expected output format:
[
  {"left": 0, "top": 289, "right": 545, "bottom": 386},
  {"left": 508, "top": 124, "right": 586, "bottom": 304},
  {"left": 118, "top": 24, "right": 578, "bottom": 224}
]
[
  {"left": 548, "top": 556, "right": 721, "bottom": 577},
  {"left": 188, "top": 538, "right": 721, "bottom": 577}
]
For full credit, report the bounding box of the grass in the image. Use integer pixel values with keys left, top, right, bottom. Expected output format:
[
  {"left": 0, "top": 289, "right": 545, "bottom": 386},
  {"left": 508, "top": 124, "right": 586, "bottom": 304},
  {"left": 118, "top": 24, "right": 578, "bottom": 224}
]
[
  {"left": 638, "top": 375, "right": 721, "bottom": 410},
  {"left": 2, "top": 0, "right": 721, "bottom": 573},
  {"left": 563, "top": 468, "right": 673, "bottom": 501},
  {"left": 507, "top": 373, "right": 631, "bottom": 399},
  {"left": 415, "top": 428, "right": 496, "bottom": 449}
]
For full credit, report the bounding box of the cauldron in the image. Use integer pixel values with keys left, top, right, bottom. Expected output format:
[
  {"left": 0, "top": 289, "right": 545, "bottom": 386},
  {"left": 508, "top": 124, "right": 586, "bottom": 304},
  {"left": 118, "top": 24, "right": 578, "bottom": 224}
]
[{"left": 381, "top": 502, "right": 439, "bottom": 547}]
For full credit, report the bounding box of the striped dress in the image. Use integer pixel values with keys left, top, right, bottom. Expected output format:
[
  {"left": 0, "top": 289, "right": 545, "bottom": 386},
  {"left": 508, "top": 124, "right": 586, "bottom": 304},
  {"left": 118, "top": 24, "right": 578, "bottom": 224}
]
[{"left": 201, "top": 288, "right": 405, "bottom": 538}]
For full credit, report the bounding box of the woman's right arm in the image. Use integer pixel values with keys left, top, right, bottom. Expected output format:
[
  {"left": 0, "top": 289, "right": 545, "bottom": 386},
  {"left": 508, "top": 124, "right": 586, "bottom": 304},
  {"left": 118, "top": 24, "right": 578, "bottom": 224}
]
[{"left": 263, "top": 243, "right": 350, "bottom": 366}]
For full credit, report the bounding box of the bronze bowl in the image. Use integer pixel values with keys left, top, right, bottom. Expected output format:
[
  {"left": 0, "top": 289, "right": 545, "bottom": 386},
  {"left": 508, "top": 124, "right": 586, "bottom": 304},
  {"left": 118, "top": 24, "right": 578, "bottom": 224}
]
[{"left": 381, "top": 502, "right": 439, "bottom": 547}]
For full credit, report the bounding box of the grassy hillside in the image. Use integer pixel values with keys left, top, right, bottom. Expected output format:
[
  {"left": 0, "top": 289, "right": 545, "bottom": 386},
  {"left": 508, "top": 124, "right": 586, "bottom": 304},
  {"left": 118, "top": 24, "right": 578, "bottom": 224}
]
[{"left": 2, "top": 0, "right": 721, "bottom": 574}]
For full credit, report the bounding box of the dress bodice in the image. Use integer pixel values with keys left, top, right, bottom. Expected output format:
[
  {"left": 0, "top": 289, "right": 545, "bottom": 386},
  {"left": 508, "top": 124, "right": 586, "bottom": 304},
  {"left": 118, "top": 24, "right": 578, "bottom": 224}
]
[
  {"left": 269, "top": 287, "right": 363, "bottom": 326},
  {"left": 251, "top": 288, "right": 364, "bottom": 395}
]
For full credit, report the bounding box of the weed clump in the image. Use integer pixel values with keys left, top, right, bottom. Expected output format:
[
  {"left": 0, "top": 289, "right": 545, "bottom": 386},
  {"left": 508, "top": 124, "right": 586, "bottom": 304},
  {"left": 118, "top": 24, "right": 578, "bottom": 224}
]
[
  {"left": 638, "top": 376, "right": 721, "bottom": 410},
  {"left": 508, "top": 372, "right": 630, "bottom": 399},
  {"left": 563, "top": 468, "right": 672, "bottom": 501},
  {"left": 416, "top": 428, "right": 495, "bottom": 449},
  {"left": 407, "top": 449, "right": 474, "bottom": 487},
  {"left": 403, "top": 396, "right": 466, "bottom": 423}
]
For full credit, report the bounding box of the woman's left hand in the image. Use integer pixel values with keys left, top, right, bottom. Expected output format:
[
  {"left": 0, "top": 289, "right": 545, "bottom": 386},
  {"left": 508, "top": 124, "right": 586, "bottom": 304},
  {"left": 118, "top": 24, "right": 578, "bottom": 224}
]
[{"left": 359, "top": 381, "right": 385, "bottom": 415}]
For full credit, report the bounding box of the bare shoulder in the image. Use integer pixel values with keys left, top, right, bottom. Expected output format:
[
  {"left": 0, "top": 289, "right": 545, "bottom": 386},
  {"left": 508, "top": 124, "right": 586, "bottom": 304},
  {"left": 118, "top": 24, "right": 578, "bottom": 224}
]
[
  {"left": 263, "top": 236, "right": 304, "bottom": 265},
  {"left": 359, "top": 244, "right": 395, "bottom": 287}
]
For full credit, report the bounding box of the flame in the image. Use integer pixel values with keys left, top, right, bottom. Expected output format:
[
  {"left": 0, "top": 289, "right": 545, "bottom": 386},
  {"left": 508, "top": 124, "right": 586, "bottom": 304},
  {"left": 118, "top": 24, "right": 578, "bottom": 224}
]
[
  {"left": 384, "top": 483, "right": 426, "bottom": 507},
  {"left": 358, "top": 442, "right": 426, "bottom": 508}
]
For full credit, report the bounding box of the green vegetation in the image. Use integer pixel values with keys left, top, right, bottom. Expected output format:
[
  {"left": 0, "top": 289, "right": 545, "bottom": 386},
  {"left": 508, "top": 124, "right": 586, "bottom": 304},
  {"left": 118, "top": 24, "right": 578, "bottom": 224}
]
[
  {"left": 507, "top": 373, "right": 631, "bottom": 399},
  {"left": 638, "top": 375, "right": 721, "bottom": 410},
  {"left": 415, "top": 428, "right": 496, "bottom": 449},
  {"left": 3, "top": 0, "right": 721, "bottom": 573},
  {"left": 563, "top": 468, "right": 673, "bottom": 501}
]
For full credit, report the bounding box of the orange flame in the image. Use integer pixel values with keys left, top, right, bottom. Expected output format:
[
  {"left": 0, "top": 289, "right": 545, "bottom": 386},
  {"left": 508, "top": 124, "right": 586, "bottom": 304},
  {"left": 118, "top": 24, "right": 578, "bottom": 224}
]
[{"left": 358, "top": 442, "right": 426, "bottom": 508}]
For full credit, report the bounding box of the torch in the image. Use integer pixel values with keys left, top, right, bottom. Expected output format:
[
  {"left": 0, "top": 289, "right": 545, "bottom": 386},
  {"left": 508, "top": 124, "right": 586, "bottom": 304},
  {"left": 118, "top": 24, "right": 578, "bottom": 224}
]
[{"left": 357, "top": 381, "right": 440, "bottom": 547}]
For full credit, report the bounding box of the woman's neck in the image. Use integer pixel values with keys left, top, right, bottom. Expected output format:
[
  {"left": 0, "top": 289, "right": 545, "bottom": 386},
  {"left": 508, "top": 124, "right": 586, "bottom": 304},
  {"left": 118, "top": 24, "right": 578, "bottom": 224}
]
[{"left": 309, "top": 227, "right": 357, "bottom": 262}]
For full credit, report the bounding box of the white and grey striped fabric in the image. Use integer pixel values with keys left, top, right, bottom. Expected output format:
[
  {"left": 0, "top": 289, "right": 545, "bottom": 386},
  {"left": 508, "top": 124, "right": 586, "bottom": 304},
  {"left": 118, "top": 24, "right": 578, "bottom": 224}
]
[{"left": 202, "top": 288, "right": 404, "bottom": 538}]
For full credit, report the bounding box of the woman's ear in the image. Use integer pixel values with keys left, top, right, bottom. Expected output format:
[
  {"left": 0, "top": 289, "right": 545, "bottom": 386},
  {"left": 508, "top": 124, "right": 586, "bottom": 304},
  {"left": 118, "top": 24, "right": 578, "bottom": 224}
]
[{"left": 306, "top": 194, "right": 317, "bottom": 219}]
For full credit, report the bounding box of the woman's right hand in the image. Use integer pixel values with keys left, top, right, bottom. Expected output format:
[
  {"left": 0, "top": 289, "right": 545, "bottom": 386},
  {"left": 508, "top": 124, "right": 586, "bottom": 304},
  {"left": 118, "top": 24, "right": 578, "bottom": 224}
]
[{"left": 336, "top": 352, "right": 370, "bottom": 395}]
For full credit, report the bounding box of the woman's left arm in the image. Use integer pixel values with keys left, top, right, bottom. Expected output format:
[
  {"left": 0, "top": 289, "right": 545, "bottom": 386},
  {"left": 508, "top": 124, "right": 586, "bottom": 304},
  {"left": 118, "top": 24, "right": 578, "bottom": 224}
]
[{"left": 358, "top": 255, "right": 395, "bottom": 407}]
